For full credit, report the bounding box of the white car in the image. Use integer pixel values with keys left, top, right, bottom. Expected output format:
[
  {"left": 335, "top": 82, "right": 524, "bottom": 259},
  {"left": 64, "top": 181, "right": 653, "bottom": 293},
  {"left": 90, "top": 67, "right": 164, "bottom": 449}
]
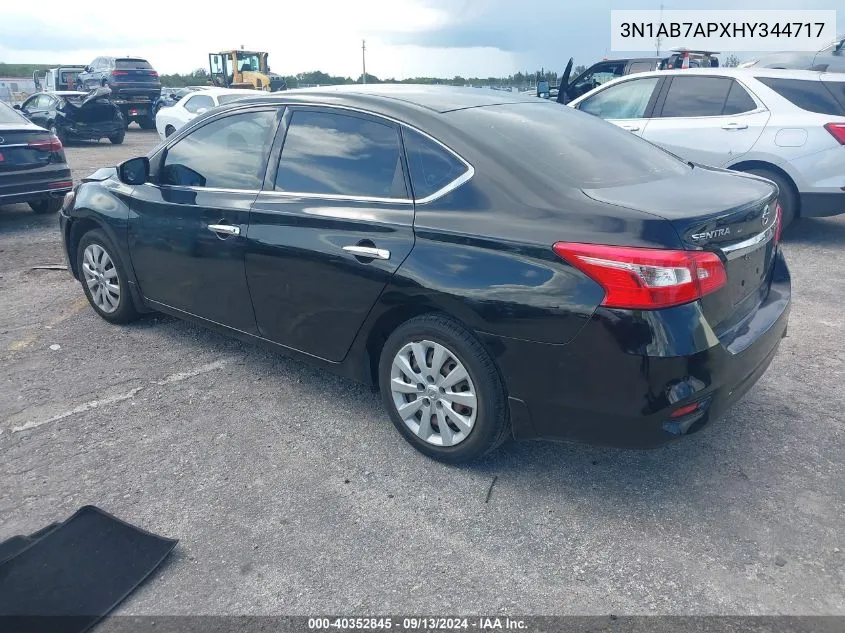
[
  {"left": 155, "top": 87, "right": 265, "bottom": 140},
  {"left": 568, "top": 68, "right": 845, "bottom": 225}
]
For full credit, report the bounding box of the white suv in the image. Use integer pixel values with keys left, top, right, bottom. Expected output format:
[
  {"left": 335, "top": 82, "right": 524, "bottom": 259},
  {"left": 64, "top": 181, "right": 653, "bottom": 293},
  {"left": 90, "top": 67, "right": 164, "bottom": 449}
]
[{"left": 568, "top": 68, "right": 845, "bottom": 226}]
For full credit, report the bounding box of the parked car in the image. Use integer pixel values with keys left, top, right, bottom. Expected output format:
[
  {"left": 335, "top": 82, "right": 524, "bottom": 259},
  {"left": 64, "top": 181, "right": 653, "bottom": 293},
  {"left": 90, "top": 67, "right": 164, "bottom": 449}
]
[
  {"left": 557, "top": 57, "right": 663, "bottom": 103},
  {"left": 59, "top": 86, "right": 790, "bottom": 462},
  {"left": 741, "top": 35, "right": 844, "bottom": 73},
  {"left": 76, "top": 57, "right": 161, "bottom": 129},
  {"left": 0, "top": 100, "right": 72, "bottom": 214},
  {"left": 154, "top": 87, "right": 264, "bottom": 139},
  {"left": 568, "top": 68, "right": 845, "bottom": 225},
  {"left": 16, "top": 88, "right": 125, "bottom": 144},
  {"left": 153, "top": 86, "right": 209, "bottom": 115}
]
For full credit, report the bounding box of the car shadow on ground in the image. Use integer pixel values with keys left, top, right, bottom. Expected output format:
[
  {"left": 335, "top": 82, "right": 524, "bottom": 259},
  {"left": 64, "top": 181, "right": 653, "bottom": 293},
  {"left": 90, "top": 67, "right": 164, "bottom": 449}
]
[{"left": 783, "top": 215, "right": 845, "bottom": 247}]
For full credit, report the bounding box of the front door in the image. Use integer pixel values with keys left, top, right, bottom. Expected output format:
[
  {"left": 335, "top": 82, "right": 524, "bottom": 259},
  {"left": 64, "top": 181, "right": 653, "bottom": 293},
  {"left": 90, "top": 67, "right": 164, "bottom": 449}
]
[
  {"left": 128, "top": 107, "right": 282, "bottom": 333},
  {"left": 641, "top": 76, "right": 770, "bottom": 167},
  {"left": 574, "top": 75, "right": 664, "bottom": 137},
  {"left": 246, "top": 107, "right": 415, "bottom": 362}
]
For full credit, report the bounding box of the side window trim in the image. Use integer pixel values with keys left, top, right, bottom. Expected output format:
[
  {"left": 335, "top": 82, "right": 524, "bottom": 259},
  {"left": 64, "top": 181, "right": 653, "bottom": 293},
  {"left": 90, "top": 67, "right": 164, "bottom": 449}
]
[
  {"left": 152, "top": 105, "right": 284, "bottom": 193},
  {"left": 268, "top": 105, "right": 414, "bottom": 204}
]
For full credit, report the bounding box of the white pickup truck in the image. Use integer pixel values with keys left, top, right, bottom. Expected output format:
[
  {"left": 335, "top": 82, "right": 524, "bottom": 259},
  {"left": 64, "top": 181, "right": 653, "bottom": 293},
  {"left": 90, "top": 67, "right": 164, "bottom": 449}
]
[{"left": 33, "top": 66, "right": 86, "bottom": 93}]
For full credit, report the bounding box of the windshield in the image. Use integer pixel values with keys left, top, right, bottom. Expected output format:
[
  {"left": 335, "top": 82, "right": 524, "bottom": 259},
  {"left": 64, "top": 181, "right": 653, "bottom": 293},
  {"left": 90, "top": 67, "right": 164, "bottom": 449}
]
[
  {"left": 115, "top": 58, "right": 153, "bottom": 69},
  {"left": 448, "top": 101, "right": 689, "bottom": 189},
  {"left": 236, "top": 53, "right": 261, "bottom": 72}
]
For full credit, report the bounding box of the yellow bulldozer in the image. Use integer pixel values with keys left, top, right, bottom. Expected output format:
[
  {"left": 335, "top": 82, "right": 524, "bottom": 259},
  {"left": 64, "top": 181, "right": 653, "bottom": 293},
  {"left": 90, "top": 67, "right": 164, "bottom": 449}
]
[{"left": 208, "top": 49, "right": 286, "bottom": 92}]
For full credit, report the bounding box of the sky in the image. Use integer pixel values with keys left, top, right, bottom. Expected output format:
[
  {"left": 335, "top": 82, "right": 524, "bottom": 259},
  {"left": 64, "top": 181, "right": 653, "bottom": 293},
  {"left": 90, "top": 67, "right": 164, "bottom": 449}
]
[{"left": 1, "top": 1, "right": 842, "bottom": 79}]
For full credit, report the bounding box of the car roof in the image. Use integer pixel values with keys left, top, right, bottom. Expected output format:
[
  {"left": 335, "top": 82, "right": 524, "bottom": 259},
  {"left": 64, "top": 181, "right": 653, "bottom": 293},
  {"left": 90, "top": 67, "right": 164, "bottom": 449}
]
[
  {"left": 50, "top": 91, "right": 87, "bottom": 96},
  {"left": 235, "top": 84, "right": 541, "bottom": 114}
]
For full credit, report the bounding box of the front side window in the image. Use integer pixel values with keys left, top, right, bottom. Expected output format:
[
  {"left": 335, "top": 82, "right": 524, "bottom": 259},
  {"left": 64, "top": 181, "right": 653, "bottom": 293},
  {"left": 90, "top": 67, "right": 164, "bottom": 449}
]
[
  {"left": 658, "top": 76, "right": 733, "bottom": 117},
  {"left": 184, "top": 95, "right": 214, "bottom": 113},
  {"left": 573, "top": 63, "right": 625, "bottom": 92},
  {"left": 579, "top": 77, "right": 660, "bottom": 119},
  {"left": 402, "top": 127, "right": 468, "bottom": 200},
  {"left": 161, "top": 110, "right": 277, "bottom": 190},
  {"left": 275, "top": 110, "right": 406, "bottom": 199}
]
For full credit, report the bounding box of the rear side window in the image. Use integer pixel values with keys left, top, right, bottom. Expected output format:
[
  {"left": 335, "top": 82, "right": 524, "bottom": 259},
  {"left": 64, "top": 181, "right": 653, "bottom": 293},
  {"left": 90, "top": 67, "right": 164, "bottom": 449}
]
[
  {"left": 184, "top": 95, "right": 214, "bottom": 113},
  {"left": 722, "top": 81, "right": 758, "bottom": 114},
  {"left": 161, "top": 110, "right": 277, "bottom": 189},
  {"left": 115, "top": 58, "right": 153, "bottom": 70},
  {"left": 402, "top": 127, "right": 468, "bottom": 200},
  {"left": 275, "top": 110, "right": 407, "bottom": 199},
  {"left": 659, "top": 76, "right": 733, "bottom": 117},
  {"left": 757, "top": 77, "right": 845, "bottom": 115}
]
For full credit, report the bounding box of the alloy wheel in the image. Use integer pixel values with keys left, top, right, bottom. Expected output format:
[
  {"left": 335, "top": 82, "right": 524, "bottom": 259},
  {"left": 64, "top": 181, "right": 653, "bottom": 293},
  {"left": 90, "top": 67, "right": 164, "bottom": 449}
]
[
  {"left": 81, "top": 244, "right": 120, "bottom": 313},
  {"left": 390, "top": 339, "right": 478, "bottom": 447}
]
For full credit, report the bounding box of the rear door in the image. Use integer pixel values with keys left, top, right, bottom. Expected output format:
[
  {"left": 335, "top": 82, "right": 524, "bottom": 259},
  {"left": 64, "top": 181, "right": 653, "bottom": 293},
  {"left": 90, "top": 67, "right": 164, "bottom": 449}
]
[
  {"left": 641, "top": 76, "right": 770, "bottom": 167},
  {"left": 574, "top": 75, "right": 664, "bottom": 136},
  {"left": 246, "top": 107, "right": 415, "bottom": 362}
]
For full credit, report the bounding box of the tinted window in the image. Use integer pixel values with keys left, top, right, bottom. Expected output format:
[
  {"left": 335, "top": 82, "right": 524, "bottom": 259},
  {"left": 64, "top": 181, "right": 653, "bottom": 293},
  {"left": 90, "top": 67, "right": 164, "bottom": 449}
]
[
  {"left": 573, "top": 63, "right": 625, "bottom": 91},
  {"left": 161, "top": 110, "right": 277, "bottom": 189},
  {"left": 275, "top": 110, "right": 406, "bottom": 199},
  {"left": 448, "top": 102, "right": 689, "bottom": 189},
  {"left": 115, "top": 58, "right": 153, "bottom": 70},
  {"left": 402, "top": 127, "right": 468, "bottom": 200},
  {"left": 659, "top": 76, "right": 732, "bottom": 117},
  {"left": 757, "top": 77, "right": 845, "bottom": 115},
  {"left": 722, "top": 81, "right": 757, "bottom": 114},
  {"left": 579, "top": 77, "right": 660, "bottom": 119},
  {"left": 218, "top": 93, "right": 255, "bottom": 105},
  {"left": 628, "top": 61, "right": 657, "bottom": 74},
  {"left": 822, "top": 81, "right": 845, "bottom": 109},
  {"left": 184, "top": 95, "right": 214, "bottom": 113}
]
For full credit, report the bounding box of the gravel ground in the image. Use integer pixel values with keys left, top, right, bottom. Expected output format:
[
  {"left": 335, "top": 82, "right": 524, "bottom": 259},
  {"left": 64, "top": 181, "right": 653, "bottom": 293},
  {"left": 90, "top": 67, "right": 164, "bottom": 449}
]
[{"left": 0, "top": 130, "right": 843, "bottom": 616}]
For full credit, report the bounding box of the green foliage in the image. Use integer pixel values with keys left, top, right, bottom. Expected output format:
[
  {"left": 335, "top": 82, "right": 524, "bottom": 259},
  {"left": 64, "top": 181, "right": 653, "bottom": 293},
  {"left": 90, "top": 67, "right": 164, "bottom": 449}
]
[{"left": 0, "top": 62, "right": 57, "bottom": 78}]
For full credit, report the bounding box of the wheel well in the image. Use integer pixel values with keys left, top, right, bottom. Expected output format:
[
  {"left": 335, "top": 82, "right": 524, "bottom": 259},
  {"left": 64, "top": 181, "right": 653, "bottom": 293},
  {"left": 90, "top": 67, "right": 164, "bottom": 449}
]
[
  {"left": 729, "top": 160, "right": 801, "bottom": 215},
  {"left": 67, "top": 217, "right": 102, "bottom": 277},
  {"left": 364, "top": 304, "right": 442, "bottom": 385}
]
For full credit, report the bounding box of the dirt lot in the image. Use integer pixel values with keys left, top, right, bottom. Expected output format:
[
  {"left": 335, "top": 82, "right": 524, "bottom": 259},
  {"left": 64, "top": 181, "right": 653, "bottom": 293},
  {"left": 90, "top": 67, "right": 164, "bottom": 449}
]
[{"left": 1, "top": 129, "right": 843, "bottom": 616}]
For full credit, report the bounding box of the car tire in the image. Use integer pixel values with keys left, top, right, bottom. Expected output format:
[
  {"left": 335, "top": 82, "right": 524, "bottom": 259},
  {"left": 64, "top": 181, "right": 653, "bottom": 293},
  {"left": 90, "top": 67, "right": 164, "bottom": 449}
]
[
  {"left": 76, "top": 229, "right": 140, "bottom": 324},
  {"left": 109, "top": 130, "right": 125, "bottom": 144},
  {"left": 378, "top": 314, "right": 510, "bottom": 463},
  {"left": 164, "top": 125, "right": 175, "bottom": 138},
  {"left": 138, "top": 117, "right": 156, "bottom": 130},
  {"left": 28, "top": 198, "right": 62, "bottom": 214},
  {"left": 744, "top": 168, "right": 798, "bottom": 229}
]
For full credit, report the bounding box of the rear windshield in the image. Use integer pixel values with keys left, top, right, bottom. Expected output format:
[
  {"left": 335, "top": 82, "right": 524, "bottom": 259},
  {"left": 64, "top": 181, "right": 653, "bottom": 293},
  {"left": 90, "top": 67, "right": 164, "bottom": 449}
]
[
  {"left": 115, "top": 59, "right": 153, "bottom": 70},
  {"left": 756, "top": 77, "right": 845, "bottom": 115},
  {"left": 0, "top": 102, "right": 27, "bottom": 124},
  {"left": 447, "top": 102, "right": 689, "bottom": 189}
]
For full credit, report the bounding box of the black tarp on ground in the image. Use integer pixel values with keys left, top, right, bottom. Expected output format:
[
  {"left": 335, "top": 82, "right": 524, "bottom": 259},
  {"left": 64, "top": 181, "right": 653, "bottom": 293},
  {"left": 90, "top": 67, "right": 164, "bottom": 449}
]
[{"left": 0, "top": 505, "right": 177, "bottom": 633}]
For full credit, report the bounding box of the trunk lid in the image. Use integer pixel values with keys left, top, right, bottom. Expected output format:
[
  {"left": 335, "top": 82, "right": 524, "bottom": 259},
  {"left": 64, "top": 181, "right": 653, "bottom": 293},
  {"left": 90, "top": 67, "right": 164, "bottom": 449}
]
[
  {"left": 582, "top": 166, "right": 779, "bottom": 334},
  {"left": 61, "top": 91, "right": 122, "bottom": 124},
  {"left": 0, "top": 128, "right": 59, "bottom": 172}
]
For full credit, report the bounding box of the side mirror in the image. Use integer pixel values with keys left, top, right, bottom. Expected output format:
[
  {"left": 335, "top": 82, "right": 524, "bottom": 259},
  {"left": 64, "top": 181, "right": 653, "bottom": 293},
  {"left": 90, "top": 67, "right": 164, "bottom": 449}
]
[
  {"left": 118, "top": 157, "right": 150, "bottom": 185},
  {"left": 13, "top": 104, "right": 21, "bottom": 110}
]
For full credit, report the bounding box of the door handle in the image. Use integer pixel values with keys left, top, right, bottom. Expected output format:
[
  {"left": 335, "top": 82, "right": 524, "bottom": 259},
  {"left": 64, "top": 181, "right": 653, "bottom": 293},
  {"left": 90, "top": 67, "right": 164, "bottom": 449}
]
[
  {"left": 207, "top": 223, "right": 240, "bottom": 236},
  {"left": 722, "top": 122, "right": 748, "bottom": 130},
  {"left": 621, "top": 124, "right": 640, "bottom": 131},
  {"left": 343, "top": 245, "right": 390, "bottom": 260}
]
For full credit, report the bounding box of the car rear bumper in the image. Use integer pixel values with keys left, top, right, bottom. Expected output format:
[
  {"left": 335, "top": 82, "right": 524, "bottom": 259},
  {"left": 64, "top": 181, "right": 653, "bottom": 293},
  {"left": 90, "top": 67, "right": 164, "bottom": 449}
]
[
  {"left": 0, "top": 164, "right": 73, "bottom": 206},
  {"left": 61, "top": 121, "right": 123, "bottom": 140},
  {"left": 479, "top": 250, "right": 791, "bottom": 447},
  {"left": 800, "top": 191, "right": 845, "bottom": 218}
]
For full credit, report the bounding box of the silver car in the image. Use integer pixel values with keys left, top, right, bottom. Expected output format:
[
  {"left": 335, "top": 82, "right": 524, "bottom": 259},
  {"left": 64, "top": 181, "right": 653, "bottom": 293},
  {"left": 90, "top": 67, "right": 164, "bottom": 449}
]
[{"left": 568, "top": 68, "right": 845, "bottom": 226}]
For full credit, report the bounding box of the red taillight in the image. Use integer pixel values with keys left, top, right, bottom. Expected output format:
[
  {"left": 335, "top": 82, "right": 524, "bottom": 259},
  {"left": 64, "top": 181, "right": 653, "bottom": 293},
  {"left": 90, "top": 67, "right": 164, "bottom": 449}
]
[
  {"left": 824, "top": 123, "right": 845, "bottom": 144},
  {"left": 150, "top": 71, "right": 159, "bottom": 78},
  {"left": 28, "top": 135, "right": 63, "bottom": 152},
  {"left": 680, "top": 52, "right": 690, "bottom": 69},
  {"left": 48, "top": 180, "right": 72, "bottom": 189},
  {"left": 774, "top": 202, "right": 784, "bottom": 245},
  {"left": 112, "top": 70, "right": 128, "bottom": 76},
  {"left": 553, "top": 242, "right": 727, "bottom": 310}
]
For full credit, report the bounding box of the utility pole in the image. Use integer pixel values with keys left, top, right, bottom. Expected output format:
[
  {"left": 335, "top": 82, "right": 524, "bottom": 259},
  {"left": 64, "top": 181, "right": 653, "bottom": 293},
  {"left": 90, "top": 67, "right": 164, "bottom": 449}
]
[
  {"left": 655, "top": 2, "right": 664, "bottom": 56},
  {"left": 362, "top": 40, "right": 367, "bottom": 84}
]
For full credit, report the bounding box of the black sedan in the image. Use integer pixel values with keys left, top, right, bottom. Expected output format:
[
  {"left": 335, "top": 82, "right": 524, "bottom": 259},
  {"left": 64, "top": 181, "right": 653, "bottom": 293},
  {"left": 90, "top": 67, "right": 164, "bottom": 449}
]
[
  {"left": 1, "top": 100, "right": 72, "bottom": 214},
  {"left": 58, "top": 86, "right": 791, "bottom": 462},
  {"left": 16, "top": 89, "right": 125, "bottom": 144}
]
